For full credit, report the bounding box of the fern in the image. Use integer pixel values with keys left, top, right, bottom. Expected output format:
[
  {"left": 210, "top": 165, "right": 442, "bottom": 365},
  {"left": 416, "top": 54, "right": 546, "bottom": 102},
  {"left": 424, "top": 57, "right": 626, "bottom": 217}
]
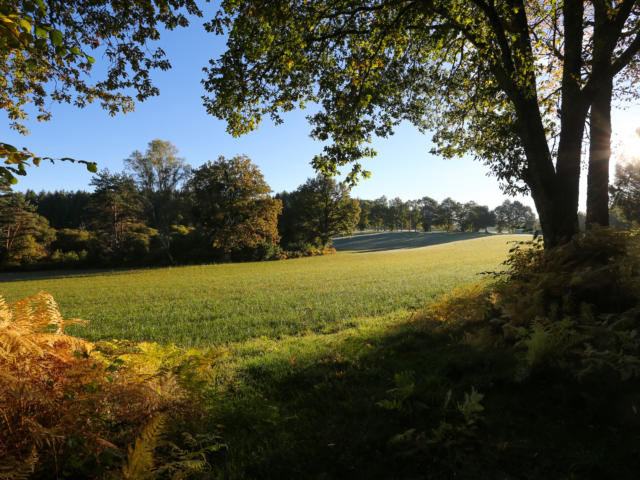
[
  {"left": 0, "top": 448, "right": 37, "bottom": 480},
  {"left": 0, "top": 293, "right": 219, "bottom": 478},
  {"left": 121, "top": 415, "right": 166, "bottom": 480}
]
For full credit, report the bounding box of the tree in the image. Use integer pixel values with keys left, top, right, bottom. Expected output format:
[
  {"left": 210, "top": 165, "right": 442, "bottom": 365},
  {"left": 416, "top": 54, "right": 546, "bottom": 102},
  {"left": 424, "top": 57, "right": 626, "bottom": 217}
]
[
  {"left": 125, "top": 140, "right": 192, "bottom": 262},
  {"left": 610, "top": 156, "right": 640, "bottom": 224},
  {"left": 357, "top": 199, "right": 374, "bottom": 230},
  {"left": 26, "top": 190, "right": 91, "bottom": 229},
  {"left": 419, "top": 197, "right": 439, "bottom": 232},
  {"left": 437, "top": 198, "right": 462, "bottom": 232},
  {"left": 370, "top": 196, "right": 389, "bottom": 231},
  {"left": 470, "top": 205, "right": 496, "bottom": 233},
  {"left": 88, "top": 170, "right": 149, "bottom": 260},
  {"left": 205, "top": 1, "right": 640, "bottom": 247},
  {"left": 388, "top": 197, "right": 407, "bottom": 231},
  {"left": 1, "top": 0, "right": 200, "bottom": 184},
  {"left": 279, "top": 175, "right": 360, "bottom": 248},
  {"left": 187, "top": 155, "right": 281, "bottom": 255},
  {"left": 458, "top": 202, "right": 494, "bottom": 232},
  {"left": 494, "top": 200, "right": 536, "bottom": 232},
  {"left": 406, "top": 200, "right": 421, "bottom": 231},
  {"left": 0, "top": 193, "right": 55, "bottom": 266}
]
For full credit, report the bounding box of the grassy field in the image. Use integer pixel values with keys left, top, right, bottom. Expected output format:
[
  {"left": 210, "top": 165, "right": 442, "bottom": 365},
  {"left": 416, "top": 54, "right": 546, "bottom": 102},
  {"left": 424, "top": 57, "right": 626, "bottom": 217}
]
[
  {"left": 0, "top": 233, "right": 522, "bottom": 346},
  {"left": 4, "top": 231, "right": 639, "bottom": 478}
]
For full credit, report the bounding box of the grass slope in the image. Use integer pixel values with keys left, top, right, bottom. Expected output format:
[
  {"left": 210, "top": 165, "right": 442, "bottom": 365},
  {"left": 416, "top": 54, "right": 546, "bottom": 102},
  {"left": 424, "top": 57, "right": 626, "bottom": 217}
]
[
  {"left": 0, "top": 234, "right": 519, "bottom": 346},
  {"left": 209, "top": 313, "right": 639, "bottom": 479}
]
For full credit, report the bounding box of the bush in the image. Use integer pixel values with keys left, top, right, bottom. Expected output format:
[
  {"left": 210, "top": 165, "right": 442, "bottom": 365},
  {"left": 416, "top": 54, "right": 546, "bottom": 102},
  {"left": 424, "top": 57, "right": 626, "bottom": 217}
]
[
  {"left": 0, "top": 293, "right": 222, "bottom": 478},
  {"left": 52, "top": 228, "right": 93, "bottom": 253},
  {"left": 426, "top": 229, "right": 640, "bottom": 380}
]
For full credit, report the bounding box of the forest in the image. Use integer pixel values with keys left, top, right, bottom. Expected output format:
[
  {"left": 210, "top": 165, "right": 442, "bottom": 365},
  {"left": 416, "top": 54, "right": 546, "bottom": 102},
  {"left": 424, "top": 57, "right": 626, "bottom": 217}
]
[{"left": 1, "top": 139, "right": 541, "bottom": 270}]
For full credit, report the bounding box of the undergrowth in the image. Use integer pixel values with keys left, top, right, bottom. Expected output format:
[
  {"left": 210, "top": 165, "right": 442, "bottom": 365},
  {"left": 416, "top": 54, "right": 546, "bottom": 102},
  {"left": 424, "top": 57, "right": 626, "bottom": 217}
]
[{"left": 0, "top": 293, "right": 224, "bottom": 479}]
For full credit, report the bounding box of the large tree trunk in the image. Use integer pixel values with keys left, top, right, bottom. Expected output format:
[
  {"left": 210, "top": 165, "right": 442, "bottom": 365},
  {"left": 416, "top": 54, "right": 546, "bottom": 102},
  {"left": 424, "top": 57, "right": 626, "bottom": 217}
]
[
  {"left": 586, "top": 78, "right": 613, "bottom": 228},
  {"left": 585, "top": 3, "right": 616, "bottom": 228},
  {"left": 514, "top": 97, "right": 583, "bottom": 248}
]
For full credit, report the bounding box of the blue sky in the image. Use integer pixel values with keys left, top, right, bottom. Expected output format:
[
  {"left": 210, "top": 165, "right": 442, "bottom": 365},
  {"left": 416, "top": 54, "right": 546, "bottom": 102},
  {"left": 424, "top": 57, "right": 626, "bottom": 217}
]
[{"left": 4, "top": 6, "right": 639, "bottom": 211}]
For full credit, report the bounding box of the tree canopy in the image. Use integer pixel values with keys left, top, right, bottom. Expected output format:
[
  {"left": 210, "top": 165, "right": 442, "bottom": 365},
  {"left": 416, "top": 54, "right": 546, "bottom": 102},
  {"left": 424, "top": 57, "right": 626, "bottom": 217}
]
[
  {"left": 187, "top": 155, "right": 282, "bottom": 254},
  {"left": 205, "top": 0, "right": 640, "bottom": 247},
  {"left": 278, "top": 175, "right": 360, "bottom": 248},
  {"left": 1, "top": 0, "right": 200, "bottom": 184},
  {"left": 125, "top": 140, "right": 192, "bottom": 261},
  {"left": 610, "top": 155, "right": 640, "bottom": 224}
]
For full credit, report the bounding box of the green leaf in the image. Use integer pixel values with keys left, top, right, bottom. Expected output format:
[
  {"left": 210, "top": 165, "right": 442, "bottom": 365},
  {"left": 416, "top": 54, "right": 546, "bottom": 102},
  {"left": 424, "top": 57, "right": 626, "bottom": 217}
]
[
  {"left": 70, "top": 46, "right": 81, "bottom": 55},
  {"left": 18, "top": 18, "right": 31, "bottom": 33},
  {"left": 34, "top": 0, "right": 47, "bottom": 14},
  {"left": 86, "top": 162, "right": 98, "bottom": 173},
  {"left": 34, "top": 26, "right": 47, "bottom": 38},
  {"left": 50, "top": 29, "right": 63, "bottom": 47},
  {"left": 85, "top": 55, "right": 95, "bottom": 64}
]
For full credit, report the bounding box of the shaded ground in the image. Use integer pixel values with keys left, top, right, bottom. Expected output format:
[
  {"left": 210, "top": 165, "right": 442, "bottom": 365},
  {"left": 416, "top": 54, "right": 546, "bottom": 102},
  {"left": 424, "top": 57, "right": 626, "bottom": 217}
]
[
  {"left": 208, "top": 315, "right": 640, "bottom": 479},
  {"left": 332, "top": 231, "right": 510, "bottom": 253}
]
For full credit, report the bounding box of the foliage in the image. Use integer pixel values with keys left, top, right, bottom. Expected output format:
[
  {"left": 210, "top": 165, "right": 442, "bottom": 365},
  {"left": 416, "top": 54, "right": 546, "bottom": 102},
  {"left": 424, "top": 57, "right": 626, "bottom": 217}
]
[
  {"left": 0, "top": 292, "right": 223, "bottom": 478},
  {"left": 493, "top": 199, "right": 536, "bottom": 232},
  {"left": 436, "top": 198, "right": 462, "bottom": 232},
  {"left": 1, "top": 0, "right": 200, "bottom": 183},
  {"left": 376, "top": 370, "right": 415, "bottom": 411},
  {"left": 459, "top": 203, "right": 496, "bottom": 233},
  {"left": 205, "top": 0, "right": 640, "bottom": 246},
  {"left": 188, "top": 155, "right": 281, "bottom": 257},
  {"left": 419, "top": 197, "right": 440, "bottom": 232},
  {"left": 610, "top": 154, "right": 640, "bottom": 224},
  {"left": 277, "top": 174, "right": 360, "bottom": 248},
  {"left": 491, "top": 229, "right": 640, "bottom": 379},
  {"left": 25, "top": 189, "right": 91, "bottom": 229},
  {"left": 88, "top": 170, "right": 159, "bottom": 264},
  {"left": 426, "top": 284, "right": 494, "bottom": 326},
  {"left": 51, "top": 228, "right": 92, "bottom": 254},
  {"left": 125, "top": 140, "right": 192, "bottom": 263},
  {"left": 0, "top": 192, "right": 55, "bottom": 266}
]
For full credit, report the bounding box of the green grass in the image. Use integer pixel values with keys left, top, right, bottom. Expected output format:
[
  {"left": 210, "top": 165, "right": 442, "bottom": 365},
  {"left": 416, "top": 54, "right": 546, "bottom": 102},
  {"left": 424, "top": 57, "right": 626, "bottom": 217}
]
[
  {"left": 4, "top": 232, "right": 639, "bottom": 478},
  {"left": 201, "top": 309, "right": 640, "bottom": 479},
  {"left": 0, "top": 234, "right": 521, "bottom": 346}
]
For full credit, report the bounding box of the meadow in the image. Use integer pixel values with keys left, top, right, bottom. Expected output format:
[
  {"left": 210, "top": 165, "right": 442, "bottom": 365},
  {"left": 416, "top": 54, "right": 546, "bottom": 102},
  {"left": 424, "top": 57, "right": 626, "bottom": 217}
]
[
  {"left": 0, "top": 233, "right": 520, "bottom": 346},
  {"left": 3, "top": 232, "right": 639, "bottom": 479}
]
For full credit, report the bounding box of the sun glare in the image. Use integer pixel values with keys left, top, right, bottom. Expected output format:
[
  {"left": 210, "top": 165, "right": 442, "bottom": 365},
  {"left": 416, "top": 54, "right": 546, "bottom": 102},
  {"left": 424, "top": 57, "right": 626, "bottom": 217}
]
[{"left": 617, "top": 126, "right": 640, "bottom": 161}]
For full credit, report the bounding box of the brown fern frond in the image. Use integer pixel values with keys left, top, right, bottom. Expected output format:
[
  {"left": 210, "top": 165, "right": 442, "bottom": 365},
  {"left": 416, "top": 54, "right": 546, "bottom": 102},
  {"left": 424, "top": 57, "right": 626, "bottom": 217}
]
[{"left": 0, "top": 447, "right": 38, "bottom": 480}]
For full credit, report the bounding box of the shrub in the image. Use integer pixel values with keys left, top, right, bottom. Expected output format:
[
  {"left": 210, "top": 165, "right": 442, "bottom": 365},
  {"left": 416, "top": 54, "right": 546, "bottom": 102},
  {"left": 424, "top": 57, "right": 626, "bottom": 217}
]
[
  {"left": 425, "top": 284, "right": 494, "bottom": 326},
  {"left": 425, "top": 229, "right": 640, "bottom": 380},
  {"left": 0, "top": 293, "right": 221, "bottom": 478},
  {"left": 493, "top": 229, "right": 640, "bottom": 378}
]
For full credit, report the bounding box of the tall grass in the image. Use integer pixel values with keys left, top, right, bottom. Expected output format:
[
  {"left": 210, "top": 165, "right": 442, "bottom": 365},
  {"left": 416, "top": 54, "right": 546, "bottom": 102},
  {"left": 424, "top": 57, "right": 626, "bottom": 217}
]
[{"left": 0, "top": 235, "right": 521, "bottom": 346}]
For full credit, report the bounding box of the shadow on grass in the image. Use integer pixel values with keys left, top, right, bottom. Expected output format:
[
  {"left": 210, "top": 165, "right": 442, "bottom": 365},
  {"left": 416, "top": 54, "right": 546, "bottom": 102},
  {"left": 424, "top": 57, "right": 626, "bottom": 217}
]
[
  {"left": 332, "top": 231, "right": 495, "bottom": 253},
  {"left": 0, "top": 265, "right": 174, "bottom": 283},
  {"left": 209, "top": 320, "right": 640, "bottom": 479}
]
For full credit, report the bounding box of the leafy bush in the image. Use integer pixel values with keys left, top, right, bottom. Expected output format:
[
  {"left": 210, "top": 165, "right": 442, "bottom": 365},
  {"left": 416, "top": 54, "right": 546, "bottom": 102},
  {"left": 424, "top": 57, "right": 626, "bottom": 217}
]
[
  {"left": 492, "top": 229, "right": 640, "bottom": 379},
  {"left": 428, "top": 229, "right": 640, "bottom": 380},
  {"left": 0, "top": 293, "right": 222, "bottom": 478}
]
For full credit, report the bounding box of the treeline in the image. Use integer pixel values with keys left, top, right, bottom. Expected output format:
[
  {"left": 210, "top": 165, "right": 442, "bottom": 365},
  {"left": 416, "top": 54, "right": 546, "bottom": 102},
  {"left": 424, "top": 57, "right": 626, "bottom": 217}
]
[
  {"left": 0, "top": 141, "right": 363, "bottom": 270},
  {"left": 356, "top": 196, "right": 536, "bottom": 234},
  {"left": 1, "top": 140, "right": 539, "bottom": 271}
]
